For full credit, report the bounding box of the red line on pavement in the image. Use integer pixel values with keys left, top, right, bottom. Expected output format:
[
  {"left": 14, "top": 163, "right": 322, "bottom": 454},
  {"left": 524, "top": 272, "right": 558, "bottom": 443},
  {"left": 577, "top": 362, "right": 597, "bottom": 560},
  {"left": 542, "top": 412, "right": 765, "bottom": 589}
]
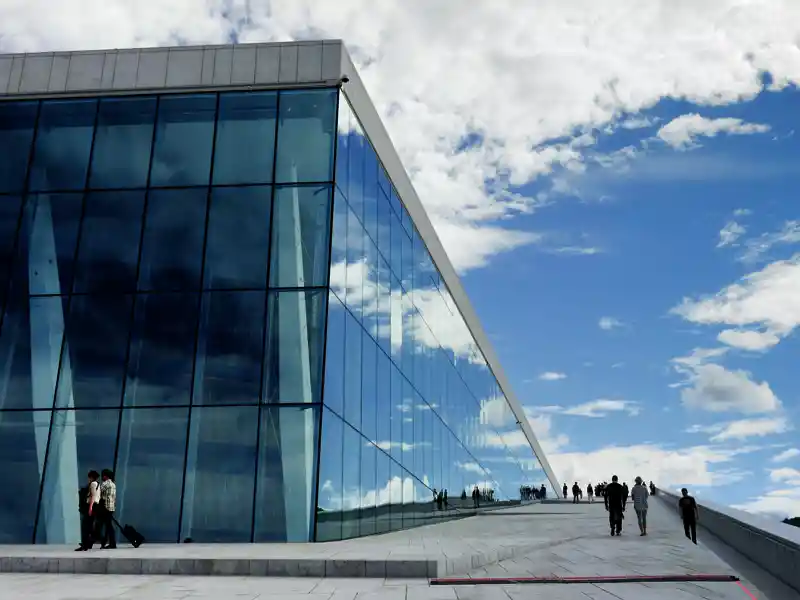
[
  {"left": 736, "top": 581, "right": 758, "bottom": 600},
  {"left": 430, "top": 573, "right": 739, "bottom": 586}
]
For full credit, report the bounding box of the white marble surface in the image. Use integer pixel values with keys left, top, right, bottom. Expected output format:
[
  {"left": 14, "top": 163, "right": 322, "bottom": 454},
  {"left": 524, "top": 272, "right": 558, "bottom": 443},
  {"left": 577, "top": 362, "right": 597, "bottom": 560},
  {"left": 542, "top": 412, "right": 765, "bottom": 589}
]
[{"left": 0, "top": 499, "right": 788, "bottom": 598}]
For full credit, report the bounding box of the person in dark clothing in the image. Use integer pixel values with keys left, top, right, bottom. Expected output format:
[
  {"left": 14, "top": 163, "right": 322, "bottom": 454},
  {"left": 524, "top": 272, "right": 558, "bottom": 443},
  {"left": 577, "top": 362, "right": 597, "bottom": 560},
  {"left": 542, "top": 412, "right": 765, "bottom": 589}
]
[
  {"left": 604, "top": 475, "right": 625, "bottom": 536},
  {"left": 562, "top": 483, "right": 568, "bottom": 499},
  {"left": 622, "top": 482, "right": 629, "bottom": 506},
  {"left": 678, "top": 488, "right": 699, "bottom": 544},
  {"left": 571, "top": 482, "right": 580, "bottom": 503}
]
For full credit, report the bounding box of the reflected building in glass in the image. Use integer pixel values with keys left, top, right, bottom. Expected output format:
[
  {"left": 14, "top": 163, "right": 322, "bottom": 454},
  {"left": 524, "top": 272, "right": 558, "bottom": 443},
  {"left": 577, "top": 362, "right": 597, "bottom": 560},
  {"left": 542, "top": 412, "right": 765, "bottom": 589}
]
[{"left": 0, "top": 41, "right": 560, "bottom": 544}]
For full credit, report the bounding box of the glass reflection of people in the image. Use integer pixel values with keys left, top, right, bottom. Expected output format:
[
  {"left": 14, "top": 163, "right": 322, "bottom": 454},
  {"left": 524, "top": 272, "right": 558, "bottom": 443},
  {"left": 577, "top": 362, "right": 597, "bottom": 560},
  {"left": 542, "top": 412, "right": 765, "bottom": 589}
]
[{"left": 75, "top": 470, "right": 100, "bottom": 551}]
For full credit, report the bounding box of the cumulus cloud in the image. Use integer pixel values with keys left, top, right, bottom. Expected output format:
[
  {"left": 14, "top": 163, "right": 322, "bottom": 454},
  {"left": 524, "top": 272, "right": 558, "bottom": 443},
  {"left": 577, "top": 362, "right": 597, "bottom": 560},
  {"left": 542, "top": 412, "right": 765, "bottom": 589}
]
[
  {"left": 549, "top": 443, "right": 757, "bottom": 491},
  {"left": 671, "top": 348, "right": 781, "bottom": 414},
  {"left": 657, "top": 114, "right": 771, "bottom": 149},
  {"left": 3, "top": 0, "right": 800, "bottom": 270},
  {"left": 672, "top": 255, "right": 800, "bottom": 352},
  {"left": 598, "top": 316, "right": 623, "bottom": 330},
  {"left": 539, "top": 371, "right": 567, "bottom": 381},
  {"left": 687, "top": 417, "right": 791, "bottom": 441},
  {"left": 772, "top": 448, "right": 800, "bottom": 463},
  {"left": 717, "top": 221, "right": 746, "bottom": 248}
]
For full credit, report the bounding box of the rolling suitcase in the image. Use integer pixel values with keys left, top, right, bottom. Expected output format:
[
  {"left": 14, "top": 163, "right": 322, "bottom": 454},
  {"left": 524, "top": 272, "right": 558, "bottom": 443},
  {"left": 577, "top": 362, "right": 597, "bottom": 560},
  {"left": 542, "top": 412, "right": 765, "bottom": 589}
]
[{"left": 112, "top": 516, "right": 145, "bottom": 548}]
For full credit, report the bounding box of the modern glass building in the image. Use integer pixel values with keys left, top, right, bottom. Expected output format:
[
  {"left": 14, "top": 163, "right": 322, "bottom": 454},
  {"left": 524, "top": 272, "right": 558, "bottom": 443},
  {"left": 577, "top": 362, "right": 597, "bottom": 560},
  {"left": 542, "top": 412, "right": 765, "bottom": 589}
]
[{"left": 0, "top": 41, "right": 559, "bottom": 544}]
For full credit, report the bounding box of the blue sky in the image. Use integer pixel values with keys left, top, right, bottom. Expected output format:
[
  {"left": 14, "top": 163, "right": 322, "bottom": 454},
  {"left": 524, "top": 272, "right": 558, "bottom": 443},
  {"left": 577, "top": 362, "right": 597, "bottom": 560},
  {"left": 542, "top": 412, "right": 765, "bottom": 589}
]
[{"left": 465, "top": 89, "right": 800, "bottom": 517}]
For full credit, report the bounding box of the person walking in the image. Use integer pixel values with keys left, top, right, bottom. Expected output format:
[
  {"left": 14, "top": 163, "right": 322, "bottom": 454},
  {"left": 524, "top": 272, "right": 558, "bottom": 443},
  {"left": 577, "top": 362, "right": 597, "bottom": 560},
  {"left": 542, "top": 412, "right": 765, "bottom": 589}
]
[
  {"left": 630, "top": 476, "right": 649, "bottom": 536},
  {"left": 587, "top": 483, "right": 594, "bottom": 502},
  {"left": 571, "top": 482, "right": 581, "bottom": 504},
  {"left": 562, "top": 483, "right": 568, "bottom": 499},
  {"left": 678, "top": 488, "right": 699, "bottom": 544},
  {"left": 604, "top": 475, "right": 625, "bottom": 536},
  {"left": 75, "top": 470, "right": 100, "bottom": 551},
  {"left": 97, "top": 469, "right": 117, "bottom": 549}
]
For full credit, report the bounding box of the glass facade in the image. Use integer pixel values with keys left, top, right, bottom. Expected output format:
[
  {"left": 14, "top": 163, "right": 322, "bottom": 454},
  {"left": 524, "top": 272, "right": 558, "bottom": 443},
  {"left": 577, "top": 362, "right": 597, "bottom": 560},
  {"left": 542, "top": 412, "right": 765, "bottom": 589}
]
[{"left": 0, "top": 84, "right": 549, "bottom": 545}]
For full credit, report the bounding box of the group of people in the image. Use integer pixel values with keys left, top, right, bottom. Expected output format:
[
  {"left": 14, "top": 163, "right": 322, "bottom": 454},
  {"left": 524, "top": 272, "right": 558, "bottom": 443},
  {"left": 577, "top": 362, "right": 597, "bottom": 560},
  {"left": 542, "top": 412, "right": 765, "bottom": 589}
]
[
  {"left": 520, "top": 484, "right": 548, "bottom": 501},
  {"left": 600, "top": 475, "right": 699, "bottom": 544},
  {"left": 76, "top": 469, "right": 118, "bottom": 551},
  {"left": 562, "top": 479, "right": 657, "bottom": 504}
]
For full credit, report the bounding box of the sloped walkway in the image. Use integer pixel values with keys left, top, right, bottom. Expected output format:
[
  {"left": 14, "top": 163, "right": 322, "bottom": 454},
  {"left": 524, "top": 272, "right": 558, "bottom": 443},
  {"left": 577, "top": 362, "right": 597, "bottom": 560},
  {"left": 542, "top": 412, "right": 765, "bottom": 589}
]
[{"left": 0, "top": 499, "right": 793, "bottom": 598}]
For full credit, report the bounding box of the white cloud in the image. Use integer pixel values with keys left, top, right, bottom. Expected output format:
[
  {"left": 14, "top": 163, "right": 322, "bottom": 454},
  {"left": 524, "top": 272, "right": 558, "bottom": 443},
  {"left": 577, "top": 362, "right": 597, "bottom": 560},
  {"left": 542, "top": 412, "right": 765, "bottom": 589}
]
[
  {"left": 457, "top": 462, "right": 491, "bottom": 475},
  {"left": 599, "top": 316, "right": 623, "bottom": 330},
  {"left": 671, "top": 348, "right": 781, "bottom": 414},
  {"left": 733, "top": 488, "right": 800, "bottom": 519},
  {"left": 772, "top": 448, "right": 800, "bottom": 463},
  {"left": 657, "top": 114, "right": 771, "bottom": 149},
  {"left": 539, "top": 371, "right": 567, "bottom": 381},
  {"left": 733, "top": 208, "right": 752, "bottom": 218},
  {"left": 548, "top": 443, "right": 757, "bottom": 490},
  {"left": 678, "top": 362, "right": 781, "bottom": 414},
  {"left": 717, "top": 220, "right": 746, "bottom": 248},
  {"left": 4, "top": 1, "right": 800, "bottom": 271},
  {"left": 687, "top": 417, "right": 791, "bottom": 441},
  {"left": 619, "top": 116, "right": 659, "bottom": 130},
  {"left": 739, "top": 220, "right": 800, "bottom": 264},
  {"left": 672, "top": 254, "right": 800, "bottom": 352},
  {"left": 769, "top": 467, "right": 800, "bottom": 485},
  {"left": 532, "top": 399, "right": 640, "bottom": 418},
  {"left": 716, "top": 329, "right": 780, "bottom": 352}
]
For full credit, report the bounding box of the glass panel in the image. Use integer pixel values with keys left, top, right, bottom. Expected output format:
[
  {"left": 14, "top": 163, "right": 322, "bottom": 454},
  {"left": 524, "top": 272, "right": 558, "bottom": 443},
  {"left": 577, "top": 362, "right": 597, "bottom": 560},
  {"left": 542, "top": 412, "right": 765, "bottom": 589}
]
[
  {"left": 205, "top": 186, "right": 272, "bottom": 290},
  {"left": 124, "top": 294, "right": 199, "bottom": 407},
  {"left": 0, "top": 296, "right": 65, "bottom": 411},
  {"left": 29, "top": 99, "right": 97, "bottom": 192},
  {"left": 268, "top": 185, "right": 332, "bottom": 288},
  {"left": 344, "top": 200, "right": 365, "bottom": 318},
  {"left": 138, "top": 188, "right": 207, "bottom": 291},
  {"left": 213, "top": 92, "right": 277, "bottom": 185},
  {"left": 0, "top": 101, "right": 37, "bottom": 193},
  {"left": 193, "top": 291, "right": 265, "bottom": 405},
  {"left": 359, "top": 439, "right": 377, "bottom": 536},
  {"left": 275, "top": 89, "right": 336, "bottom": 184},
  {"left": 263, "top": 290, "right": 326, "bottom": 404},
  {"left": 342, "top": 310, "right": 362, "bottom": 430},
  {"left": 341, "top": 422, "right": 361, "bottom": 539},
  {"left": 34, "top": 409, "right": 119, "bottom": 543},
  {"left": 55, "top": 294, "right": 133, "bottom": 409},
  {"left": 334, "top": 93, "right": 351, "bottom": 199},
  {"left": 13, "top": 193, "right": 83, "bottom": 297},
  {"left": 363, "top": 142, "right": 379, "bottom": 243},
  {"left": 322, "top": 292, "right": 345, "bottom": 416},
  {"left": 150, "top": 94, "right": 216, "bottom": 187},
  {"left": 0, "top": 410, "right": 49, "bottom": 542},
  {"left": 90, "top": 97, "right": 157, "bottom": 189},
  {"left": 180, "top": 405, "right": 258, "bottom": 542},
  {"left": 115, "top": 407, "right": 188, "bottom": 543},
  {"left": 254, "top": 405, "right": 319, "bottom": 542},
  {"left": 347, "top": 116, "right": 365, "bottom": 223},
  {"left": 315, "top": 407, "right": 343, "bottom": 541},
  {"left": 0, "top": 195, "right": 22, "bottom": 310},
  {"left": 375, "top": 349, "right": 392, "bottom": 453},
  {"left": 375, "top": 446, "right": 390, "bottom": 533},
  {"left": 73, "top": 190, "right": 145, "bottom": 293},
  {"left": 360, "top": 329, "right": 377, "bottom": 443}
]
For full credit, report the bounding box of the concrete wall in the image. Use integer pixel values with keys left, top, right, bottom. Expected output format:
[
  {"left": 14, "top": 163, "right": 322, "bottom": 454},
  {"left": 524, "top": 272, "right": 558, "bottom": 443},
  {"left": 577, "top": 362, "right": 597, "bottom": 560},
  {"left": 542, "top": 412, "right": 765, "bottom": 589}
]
[{"left": 656, "top": 488, "right": 800, "bottom": 593}]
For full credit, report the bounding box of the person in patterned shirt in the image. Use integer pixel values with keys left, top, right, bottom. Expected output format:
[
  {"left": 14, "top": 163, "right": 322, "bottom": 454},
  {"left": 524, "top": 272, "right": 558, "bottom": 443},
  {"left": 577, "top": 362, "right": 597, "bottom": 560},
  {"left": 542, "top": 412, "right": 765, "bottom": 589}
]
[{"left": 98, "top": 469, "right": 117, "bottom": 549}]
